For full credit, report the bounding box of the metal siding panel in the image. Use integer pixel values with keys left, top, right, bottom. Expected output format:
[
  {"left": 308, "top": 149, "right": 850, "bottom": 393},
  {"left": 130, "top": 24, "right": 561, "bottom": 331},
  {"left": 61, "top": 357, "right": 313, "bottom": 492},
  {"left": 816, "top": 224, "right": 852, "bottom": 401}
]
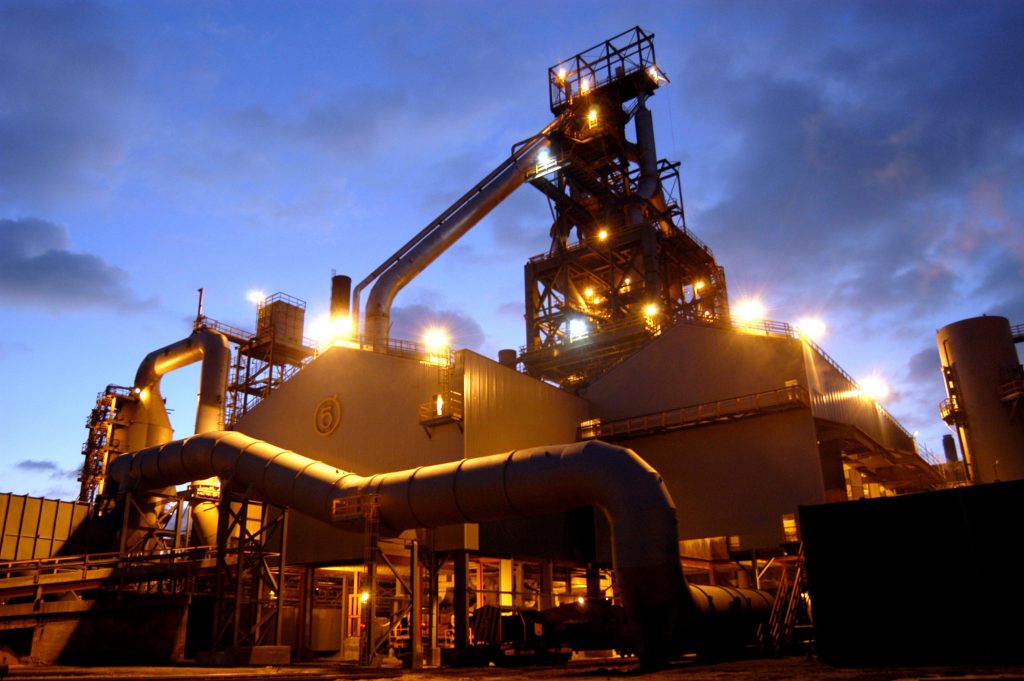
[
  {"left": 71, "top": 503, "right": 92, "bottom": 555},
  {"left": 3, "top": 495, "right": 25, "bottom": 561},
  {"left": 37, "top": 499, "right": 57, "bottom": 559},
  {"left": 804, "top": 347, "right": 915, "bottom": 451},
  {"left": 0, "top": 493, "right": 10, "bottom": 560},
  {"left": 20, "top": 496, "right": 41, "bottom": 559},
  {"left": 463, "top": 351, "right": 587, "bottom": 457},
  {"left": 585, "top": 322, "right": 807, "bottom": 421}
]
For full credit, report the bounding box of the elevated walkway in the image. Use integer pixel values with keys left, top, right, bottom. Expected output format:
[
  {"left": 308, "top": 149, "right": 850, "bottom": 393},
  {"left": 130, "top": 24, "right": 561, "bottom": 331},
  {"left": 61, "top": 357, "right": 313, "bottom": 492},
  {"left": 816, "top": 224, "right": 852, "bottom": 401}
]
[
  {"left": 578, "top": 385, "right": 811, "bottom": 441},
  {"left": 0, "top": 547, "right": 217, "bottom": 602}
]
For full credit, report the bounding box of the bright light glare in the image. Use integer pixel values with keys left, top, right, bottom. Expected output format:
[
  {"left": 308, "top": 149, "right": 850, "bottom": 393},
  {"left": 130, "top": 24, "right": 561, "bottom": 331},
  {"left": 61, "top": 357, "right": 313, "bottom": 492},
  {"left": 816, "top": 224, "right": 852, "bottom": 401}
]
[
  {"left": 732, "top": 298, "right": 766, "bottom": 323},
  {"left": 588, "top": 108, "right": 598, "bottom": 122},
  {"left": 310, "top": 313, "right": 356, "bottom": 348},
  {"left": 643, "top": 303, "right": 659, "bottom": 317},
  {"left": 423, "top": 327, "right": 450, "bottom": 366},
  {"left": 580, "top": 77, "right": 591, "bottom": 94},
  {"left": 246, "top": 290, "right": 265, "bottom": 305},
  {"left": 584, "top": 287, "right": 594, "bottom": 299},
  {"left": 577, "top": 596, "right": 585, "bottom": 605},
  {"left": 557, "top": 67, "right": 567, "bottom": 81},
  {"left": 537, "top": 149, "right": 551, "bottom": 164},
  {"left": 694, "top": 280, "right": 705, "bottom": 290},
  {"left": 359, "top": 591, "right": 370, "bottom": 604},
  {"left": 858, "top": 375, "right": 890, "bottom": 401},
  {"left": 795, "top": 317, "right": 827, "bottom": 341},
  {"left": 568, "top": 318, "right": 588, "bottom": 340},
  {"left": 424, "top": 327, "right": 449, "bottom": 352},
  {"left": 597, "top": 229, "right": 608, "bottom": 241},
  {"left": 308, "top": 314, "right": 331, "bottom": 346},
  {"left": 330, "top": 315, "right": 353, "bottom": 340}
]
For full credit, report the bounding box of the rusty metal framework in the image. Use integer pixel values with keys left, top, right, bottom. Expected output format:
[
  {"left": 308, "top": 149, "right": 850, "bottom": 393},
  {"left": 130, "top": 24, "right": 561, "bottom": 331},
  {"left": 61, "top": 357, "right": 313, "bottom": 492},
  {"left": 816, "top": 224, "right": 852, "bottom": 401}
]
[
  {"left": 195, "top": 293, "right": 315, "bottom": 428},
  {"left": 212, "top": 491, "right": 288, "bottom": 650},
  {"left": 78, "top": 385, "right": 139, "bottom": 503},
  {"left": 521, "top": 27, "right": 729, "bottom": 388}
]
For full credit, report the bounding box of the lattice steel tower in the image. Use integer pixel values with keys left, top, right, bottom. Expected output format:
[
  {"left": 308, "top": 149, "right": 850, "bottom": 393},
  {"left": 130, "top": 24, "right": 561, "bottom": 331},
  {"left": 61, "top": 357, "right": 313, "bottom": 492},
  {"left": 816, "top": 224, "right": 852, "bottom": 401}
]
[{"left": 519, "top": 28, "right": 729, "bottom": 389}]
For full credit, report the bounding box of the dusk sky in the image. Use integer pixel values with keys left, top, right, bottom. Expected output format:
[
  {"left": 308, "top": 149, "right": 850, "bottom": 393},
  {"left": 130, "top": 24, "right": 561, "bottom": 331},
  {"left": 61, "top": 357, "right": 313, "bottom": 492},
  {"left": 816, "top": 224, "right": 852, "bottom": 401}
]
[{"left": 2, "top": 1, "right": 1021, "bottom": 499}]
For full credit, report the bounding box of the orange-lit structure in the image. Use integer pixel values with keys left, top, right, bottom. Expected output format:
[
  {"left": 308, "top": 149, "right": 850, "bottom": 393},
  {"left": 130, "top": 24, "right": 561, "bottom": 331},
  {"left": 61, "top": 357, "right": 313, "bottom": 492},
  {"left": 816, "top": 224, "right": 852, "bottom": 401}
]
[{"left": 5, "top": 27, "right": 1018, "bottom": 670}]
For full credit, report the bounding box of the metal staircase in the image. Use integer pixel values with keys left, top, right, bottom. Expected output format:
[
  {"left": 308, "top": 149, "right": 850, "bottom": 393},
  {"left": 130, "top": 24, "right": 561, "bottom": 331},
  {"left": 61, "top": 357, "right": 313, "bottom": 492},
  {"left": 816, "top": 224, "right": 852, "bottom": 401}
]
[{"left": 758, "top": 544, "right": 810, "bottom": 654}]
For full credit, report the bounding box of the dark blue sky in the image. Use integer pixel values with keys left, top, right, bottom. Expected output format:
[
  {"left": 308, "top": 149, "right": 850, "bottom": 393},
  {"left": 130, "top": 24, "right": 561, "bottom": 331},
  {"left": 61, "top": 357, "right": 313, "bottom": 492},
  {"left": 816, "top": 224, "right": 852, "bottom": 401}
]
[{"left": 2, "top": 1, "right": 1022, "bottom": 498}]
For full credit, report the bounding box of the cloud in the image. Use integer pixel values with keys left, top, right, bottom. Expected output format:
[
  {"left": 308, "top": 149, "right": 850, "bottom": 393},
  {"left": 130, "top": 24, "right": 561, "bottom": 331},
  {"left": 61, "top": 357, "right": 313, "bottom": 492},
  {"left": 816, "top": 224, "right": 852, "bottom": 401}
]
[
  {"left": 0, "top": 1, "right": 136, "bottom": 207},
  {"left": 15, "top": 459, "right": 78, "bottom": 482},
  {"left": 906, "top": 344, "right": 941, "bottom": 385},
  {"left": 676, "top": 3, "right": 1023, "bottom": 318},
  {"left": 389, "top": 303, "right": 485, "bottom": 351},
  {"left": 0, "top": 341, "right": 31, "bottom": 359},
  {"left": 15, "top": 459, "right": 59, "bottom": 472},
  {"left": 498, "top": 302, "right": 523, "bottom": 317},
  {"left": 0, "top": 217, "right": 151, "bottom": 312}
]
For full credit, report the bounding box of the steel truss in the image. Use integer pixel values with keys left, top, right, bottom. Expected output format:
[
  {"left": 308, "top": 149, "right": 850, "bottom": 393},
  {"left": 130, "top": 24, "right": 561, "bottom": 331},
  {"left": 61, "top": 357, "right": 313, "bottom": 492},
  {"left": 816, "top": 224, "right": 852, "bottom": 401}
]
[
  {"left": 212, "top": 490, "right": 288, "bottom": 650},
  {"left": 521, "top": 28, "right": 728, "bottom": 388}
]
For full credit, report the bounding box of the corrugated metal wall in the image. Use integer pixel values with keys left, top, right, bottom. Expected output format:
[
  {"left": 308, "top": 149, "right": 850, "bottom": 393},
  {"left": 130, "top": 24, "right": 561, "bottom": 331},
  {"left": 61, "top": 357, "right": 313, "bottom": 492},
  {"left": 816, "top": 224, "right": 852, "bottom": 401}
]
[
  {"left": 0, "top": 493, "right": 92, "bottom": 561},
  {"left": 461, "top": 350, "right": 588, "bottom": 456},
  {"left": 802, "top": 342, "right": 915, "bottom": 451},
  {"left": 582, "top": 321, "right": 809, "bottom": 420}
]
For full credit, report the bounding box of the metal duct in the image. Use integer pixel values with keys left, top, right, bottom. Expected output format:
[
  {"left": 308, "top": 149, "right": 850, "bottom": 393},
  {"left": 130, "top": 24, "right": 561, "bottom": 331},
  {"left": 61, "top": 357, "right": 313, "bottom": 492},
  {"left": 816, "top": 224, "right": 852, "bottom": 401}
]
[
  {"left": 357, "top": 117, "right": 565, "bottom": 347},
  {"left": 128, "top": 327, "right": 231, "bottom": 545},
  {"left": 132, "top": 327, "right": 231, "bottom": 445},
  {"left": 632, "top": 102, "right": 673, "bottom": 236},
  {"left": 108, "top": 431, "right": 691, "bottom": 666}
]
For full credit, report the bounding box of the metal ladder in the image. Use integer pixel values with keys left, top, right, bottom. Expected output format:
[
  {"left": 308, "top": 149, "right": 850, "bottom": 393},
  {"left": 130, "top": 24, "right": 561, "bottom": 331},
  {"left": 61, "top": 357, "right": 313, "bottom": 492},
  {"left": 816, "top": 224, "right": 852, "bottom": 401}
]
[{"left": 759, "top": 543, "right": 807, "bottom": 654}]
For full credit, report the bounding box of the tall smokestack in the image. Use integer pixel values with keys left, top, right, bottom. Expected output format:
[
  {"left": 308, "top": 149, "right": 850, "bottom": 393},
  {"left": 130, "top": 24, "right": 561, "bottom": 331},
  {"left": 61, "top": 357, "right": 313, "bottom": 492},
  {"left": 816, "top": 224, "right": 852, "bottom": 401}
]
[
  {"left": 331, "top": 274, "right": 351, "bottom": 320},
  {"left": 942, "top": 434, "right": 959, "bottom": 464}
]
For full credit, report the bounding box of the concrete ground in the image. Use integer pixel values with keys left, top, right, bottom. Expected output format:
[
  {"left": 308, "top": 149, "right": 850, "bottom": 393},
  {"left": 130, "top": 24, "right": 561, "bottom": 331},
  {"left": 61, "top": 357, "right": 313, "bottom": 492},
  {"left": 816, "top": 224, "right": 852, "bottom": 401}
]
[{"left": 2, "top": 656, "right": 1023, "bottom": 681}]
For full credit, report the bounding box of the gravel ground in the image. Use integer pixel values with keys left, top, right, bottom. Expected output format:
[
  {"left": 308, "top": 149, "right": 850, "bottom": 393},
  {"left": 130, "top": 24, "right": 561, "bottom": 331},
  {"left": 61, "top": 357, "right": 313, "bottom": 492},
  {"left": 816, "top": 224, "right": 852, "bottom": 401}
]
[{"left": 3, "top": 656, "right": 1024, "bottom": 681}]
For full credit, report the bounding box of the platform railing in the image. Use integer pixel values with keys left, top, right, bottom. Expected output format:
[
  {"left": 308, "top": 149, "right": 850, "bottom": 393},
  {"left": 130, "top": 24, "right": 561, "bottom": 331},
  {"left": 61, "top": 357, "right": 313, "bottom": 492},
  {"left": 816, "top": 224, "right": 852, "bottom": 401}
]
[
  {"left": 0, "top": 545, "right": 219, "bottom": 585},
  {"left": 578, "top": 385, "right": 811, "bottom": 440}
]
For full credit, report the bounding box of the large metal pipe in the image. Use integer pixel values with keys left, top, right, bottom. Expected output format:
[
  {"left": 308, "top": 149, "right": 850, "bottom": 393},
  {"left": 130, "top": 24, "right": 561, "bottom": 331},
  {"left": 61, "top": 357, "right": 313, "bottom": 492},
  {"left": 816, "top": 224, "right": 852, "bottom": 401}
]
[
  {"left": 128, "top": 327, "right": 231, "bottom": 546},
  {"left": 108, "top": 431, "right": 691, "bottom": 666},
  {"left": 358, "top": 117, "right": 565, "bottom": 347},
  {"left": 131, "top": 327, "right": 231, "bottom": 444},
  {"left": 632, "top": 102, "right": 673, "bottom": 236}
]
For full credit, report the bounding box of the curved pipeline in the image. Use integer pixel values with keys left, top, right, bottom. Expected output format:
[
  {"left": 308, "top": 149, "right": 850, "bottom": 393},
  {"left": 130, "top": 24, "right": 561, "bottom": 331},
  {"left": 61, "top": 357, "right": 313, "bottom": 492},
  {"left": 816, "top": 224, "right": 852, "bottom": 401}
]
[
  {"left": 128, "top": 327, "right": 231, "bottom": 546},
  {"left": 360, "top": 116, "right": 565, "bottom": 347},
  {"left": 108, "top": 431, "right": 690, "bottom": 666},
  {"left": 133, "top": 327, "right": 231, "bottom": 437}
]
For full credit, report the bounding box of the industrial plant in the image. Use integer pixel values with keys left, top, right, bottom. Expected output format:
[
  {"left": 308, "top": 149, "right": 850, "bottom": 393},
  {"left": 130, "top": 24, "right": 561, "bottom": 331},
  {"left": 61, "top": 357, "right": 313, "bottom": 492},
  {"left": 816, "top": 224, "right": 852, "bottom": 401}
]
[{"left": 1, "top": 27, "right": 1022, "bottom": 672}]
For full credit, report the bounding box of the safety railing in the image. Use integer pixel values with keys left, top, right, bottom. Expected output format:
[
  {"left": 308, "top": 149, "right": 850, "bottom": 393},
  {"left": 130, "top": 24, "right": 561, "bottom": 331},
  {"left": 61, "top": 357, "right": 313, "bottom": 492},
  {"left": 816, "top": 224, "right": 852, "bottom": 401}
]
[
  {"left": 548, "top": 26, "right": 658, "bottom": 112},
  {"left": 0, "top": 545, "right": 219, "bottom": 585},
  {"left": 999, "top": 377, "right": 1024, "bottom": 401},
  {"left": 732, "top": 318, "right": 915, "bottom": 443},
  {"left": 196, "top": 315, "right": 318, "bottom": 354},
  {"left": 578, "top": 385, "right": 810, "bottom": 440},
  {"left": 418, "top": 390, "right": 465, "bottom": 426},
  {"left": 939, "top": 397, "right": 960, "bottom": 424},
  {"left": 315, "top": 334, "right": 455, "bottom": 366}
]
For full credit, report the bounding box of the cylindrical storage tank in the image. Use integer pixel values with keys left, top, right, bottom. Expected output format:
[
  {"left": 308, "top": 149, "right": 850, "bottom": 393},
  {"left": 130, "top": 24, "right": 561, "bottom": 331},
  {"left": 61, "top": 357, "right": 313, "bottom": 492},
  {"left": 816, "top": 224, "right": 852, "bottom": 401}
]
[
  {"left": 498, "top": 348, "right": 517, "bottom": 368},
  {"left": 936, "top": 316, "right": 1024, "bottom": 483},
  {"left": 331, "top": 274, "right": 352, "bottom": 319}
]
